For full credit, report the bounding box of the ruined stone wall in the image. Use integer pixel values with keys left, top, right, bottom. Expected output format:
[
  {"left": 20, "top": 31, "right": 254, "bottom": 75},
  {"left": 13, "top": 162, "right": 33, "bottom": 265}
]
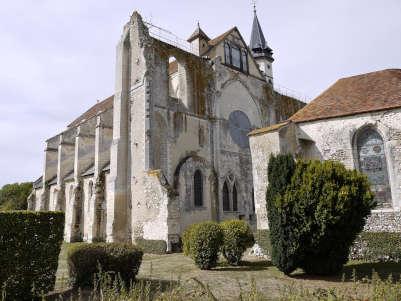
[{"left": 273, "top": 91, "right": 306, "bottom": 122}]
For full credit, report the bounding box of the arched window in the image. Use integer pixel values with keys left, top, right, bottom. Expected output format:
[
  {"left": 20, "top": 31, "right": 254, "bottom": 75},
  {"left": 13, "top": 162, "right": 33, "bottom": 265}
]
[
  {"left": 168, "top": 56, "right": 180, "bottom": 99},
  {"left": 232, "top": 183, "right": 238, "bottom": 211},
  {"left": 357, "top": 127, "right": 391, "bottom": 208},
  {"left": 223, "top": 181, "right": 230, "bottom": 211},
  {"left": 194, "top": 170, "right": 203, "bottom": 207}
]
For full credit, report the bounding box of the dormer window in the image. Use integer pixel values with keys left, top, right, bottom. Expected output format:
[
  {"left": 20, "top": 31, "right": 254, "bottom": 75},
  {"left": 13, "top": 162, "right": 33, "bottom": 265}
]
[{"left": 224, "top": 42, "right": 248, "bottom": 73}]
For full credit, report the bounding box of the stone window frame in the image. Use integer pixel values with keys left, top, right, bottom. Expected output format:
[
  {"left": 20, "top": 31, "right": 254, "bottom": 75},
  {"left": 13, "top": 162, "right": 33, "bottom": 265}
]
[
  {"left": 175, "top": 156, "right": 212, "bottom": 212},
  {"left": 351, "top": 124, "right": 395, "bottom": 210},
  {"left": 193, "top": 169, "right": 204, "bottom": 207},
  {"left": 221, "top": 173, "right": 240, "bottom": 213},
  {"left": 223, "top": 41, "right": 249, "bottom": 74}
]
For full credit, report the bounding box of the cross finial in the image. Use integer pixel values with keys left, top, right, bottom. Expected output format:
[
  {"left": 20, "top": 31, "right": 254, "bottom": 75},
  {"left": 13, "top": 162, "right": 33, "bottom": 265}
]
[
  {"left": 197, "top": 20, "right": 200, "bottom": 28},
  {"left": 252, "top": 0, "right": 257, "bottom": 14}
]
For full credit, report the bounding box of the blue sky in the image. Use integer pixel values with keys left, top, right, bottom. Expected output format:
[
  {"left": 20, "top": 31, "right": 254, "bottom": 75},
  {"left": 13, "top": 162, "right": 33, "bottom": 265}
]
[{"left": 0, "top": 0, "right": 400, "bottom": 186}]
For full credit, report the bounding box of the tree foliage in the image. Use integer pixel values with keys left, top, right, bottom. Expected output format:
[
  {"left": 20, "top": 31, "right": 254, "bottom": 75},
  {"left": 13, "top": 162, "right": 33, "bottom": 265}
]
[
  {"left": 265, "top": 154, "right": 296, "bottom": 274},
  {"left": 266, "top": 155, "right": 376, "bottom": 275},
  {"left": 0, "top": 182, "right": 33, "bottom": 211}
]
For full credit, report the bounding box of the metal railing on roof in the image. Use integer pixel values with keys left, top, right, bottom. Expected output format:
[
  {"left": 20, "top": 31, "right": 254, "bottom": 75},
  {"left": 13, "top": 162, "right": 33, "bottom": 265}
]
[
  {"left": 274, "top": 83, "right": 310, "bottom": 103},
  {"left": 144, "top": 20, "right": 195, "bottom": 54}
]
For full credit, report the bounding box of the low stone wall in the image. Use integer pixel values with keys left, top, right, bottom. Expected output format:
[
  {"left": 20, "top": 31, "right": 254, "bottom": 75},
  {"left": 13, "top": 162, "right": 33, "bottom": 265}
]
[{"left": 365, "top": 211, "right": 401, "bottom": 232}]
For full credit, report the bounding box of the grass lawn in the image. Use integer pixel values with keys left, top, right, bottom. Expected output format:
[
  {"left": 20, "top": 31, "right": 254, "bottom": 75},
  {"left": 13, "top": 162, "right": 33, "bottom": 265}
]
[{"left": 55, "top": 243, "right": 401, "bottom": 300}]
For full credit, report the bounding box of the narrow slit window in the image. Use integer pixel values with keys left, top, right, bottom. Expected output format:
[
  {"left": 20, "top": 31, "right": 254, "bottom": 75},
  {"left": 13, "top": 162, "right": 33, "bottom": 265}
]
[
  {"left": 224, "top": 43, "right": 231, "bottom": 65},
  {"left": 232, "top": 183, "right": 238, "bottom": 211},
  {"left": 223, "top": 181, "right": 230, "bottom": 211},
  {"left": 194, "top": 170, "right": 203, "bottom": 207}
]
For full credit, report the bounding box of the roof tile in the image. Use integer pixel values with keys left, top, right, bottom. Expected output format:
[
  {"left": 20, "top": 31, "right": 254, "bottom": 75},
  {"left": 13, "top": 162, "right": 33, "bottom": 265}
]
[{"left": 291, "top": 69, "right": 401, "bottom": 123}]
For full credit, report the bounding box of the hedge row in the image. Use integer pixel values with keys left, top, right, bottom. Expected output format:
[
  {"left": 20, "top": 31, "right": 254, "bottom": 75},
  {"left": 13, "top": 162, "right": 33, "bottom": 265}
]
[
  {"left": 183, "top": 220, "right": 254, "bottom": 269},
  {"left": 0, "top": 211, "right": 65, "bottom": 300},
  {"left": 135, "top": 238, "right": 167, "bottom": 254},
  {"left": 350, "top": 232, "right": 401, "bottom": 262},
  {"left": 67, "top": 243, "right": 143, "bottom": 288}
]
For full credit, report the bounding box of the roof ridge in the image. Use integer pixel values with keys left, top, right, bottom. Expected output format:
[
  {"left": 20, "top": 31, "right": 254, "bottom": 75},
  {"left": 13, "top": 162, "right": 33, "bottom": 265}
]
[{"left": 338, "top": 68, "right": 401, "bottom": 81}]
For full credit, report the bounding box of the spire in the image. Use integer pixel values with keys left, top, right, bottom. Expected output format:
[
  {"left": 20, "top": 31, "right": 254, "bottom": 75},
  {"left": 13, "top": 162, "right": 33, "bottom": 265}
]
[
  {"left": 187, "top": 23, "right": 210, "bottom": 42},
  {"left": 250, "top": 7, "right": 273, "bottom": 61}
]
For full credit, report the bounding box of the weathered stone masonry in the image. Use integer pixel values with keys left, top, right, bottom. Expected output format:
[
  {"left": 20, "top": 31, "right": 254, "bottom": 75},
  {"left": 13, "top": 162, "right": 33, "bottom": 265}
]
[
  {"left": 250, "top": 69, "right": 401, "bottom": 233},
  {"left": 29, "top": 11, "right": 304, "bottom": 250}
]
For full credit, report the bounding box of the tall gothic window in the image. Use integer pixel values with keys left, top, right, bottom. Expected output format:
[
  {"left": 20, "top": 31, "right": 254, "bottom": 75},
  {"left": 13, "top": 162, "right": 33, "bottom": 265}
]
[
  {"left": 223, "top": 181, "right": 230, "bottom": 211},
  {"left": 224, "top": 42, "right": 248, "bottom": 73},
  {"left": 194, "top": 170, "right": 203, "bottom": 207},
  {"left": 232, "top": 183, "right": 238, "bottom": 211},
  {"left": 357, "top": 127, "right": 392, "bottom": 208}
]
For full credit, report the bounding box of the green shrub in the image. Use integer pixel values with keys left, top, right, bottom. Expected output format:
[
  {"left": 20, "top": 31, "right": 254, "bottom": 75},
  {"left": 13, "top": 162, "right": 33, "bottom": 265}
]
[
  {"left": 0, "top": 211, "right": 64, "bottom": 300},
  {"left": 0, "top": 182, "right": 32, "bottom": 211},
  {"left": 182, "top": 221, "right": 223, "bottom": 270},
  {"left": 265, "top": 154, "right": 296, "bottom": 274},
  {"left": 274, "top": 159, "right": 376, "bottom": 275},
  {"left": 67, "top": 243, "right": 143, "bottom": 288},
  {"left": 221, "top": 220, "right": 254, "bottom": 265},
  {"left": 136, "top": 239, "right": 167, "bottom": 254},
  {"left": 351, "top": 232, "right": 401, "bottom": 262},
  {"left": 182, "top": 223, "right": 198, "bottom": 256}
]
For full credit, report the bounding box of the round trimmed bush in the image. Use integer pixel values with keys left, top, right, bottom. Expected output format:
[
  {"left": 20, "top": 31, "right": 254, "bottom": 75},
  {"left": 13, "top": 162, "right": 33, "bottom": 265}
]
[
  {"left": 182, "top": 221, "right": 223, "bottom": 270},
  {"left": 221, "top": 220, "right": 255, "bottom": 265},
  {"left": 182, "top": 223, "right": 198, "bottom": 256},
  {"left": 67, "top": 243, "right": 143, "bottom": 288}
]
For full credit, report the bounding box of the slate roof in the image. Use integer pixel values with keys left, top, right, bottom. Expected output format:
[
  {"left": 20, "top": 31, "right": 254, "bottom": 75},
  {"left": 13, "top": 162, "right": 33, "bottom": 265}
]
[
  {"left": 33, "top": 176, "right": 43, "bottom": 189},
  {"left": 187, "top": 25, "right": 210, "bottom": 42},
  {"left": 249, "top": 12, "right": 273, "bottom": 59},
  {"left": 68, "top": 95, "right": 114, "bottom": 128},
  {"left": 81, "top": 165, "right": 95, "bottom": 177},
  {"left": 208, "top": 27, "right": 236, "bottom": 46},
  {"left": 291, "top": 69, "right": 401, "bottom": 123}
]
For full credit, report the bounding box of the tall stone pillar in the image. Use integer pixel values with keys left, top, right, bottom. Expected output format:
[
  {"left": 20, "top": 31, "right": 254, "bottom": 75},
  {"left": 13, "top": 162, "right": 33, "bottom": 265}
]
[
  {"left": 65, "top": 125, "right": 95, "bottom": 242},
  {"left": 89, "top": 115, "right": 112, "bottom": 242},
  {"left": 54, "top": 134, "right": 75, "bottom": 211},
  {"left": 107, "top": 25, "right": 131, "bottom": 243},
  {"left": 39, "top": 138, "right": 59, "bottom": 211}
]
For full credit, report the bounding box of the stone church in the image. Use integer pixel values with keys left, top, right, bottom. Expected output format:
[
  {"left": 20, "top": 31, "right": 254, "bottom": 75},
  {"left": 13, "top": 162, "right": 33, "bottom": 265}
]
[
  {"left": 28, "top": 10, "right": 304, "bottom": 249},
  {"left": 250, "top": 69, "right": 401, "bottom": 233}
]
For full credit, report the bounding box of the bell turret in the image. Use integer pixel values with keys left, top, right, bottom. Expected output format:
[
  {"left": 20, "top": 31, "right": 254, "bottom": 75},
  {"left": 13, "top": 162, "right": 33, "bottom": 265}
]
[
  {"left": 187, "top": 22, "right": 210, "bottom": 56},
  {"left": 250, "top": 6, "right": 274, "bottom": 85}
]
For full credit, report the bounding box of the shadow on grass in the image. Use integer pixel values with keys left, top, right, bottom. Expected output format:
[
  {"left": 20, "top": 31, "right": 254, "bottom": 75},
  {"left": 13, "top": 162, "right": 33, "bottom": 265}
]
[
  {"left": 215, "top": 260, "right": 273, "bottom": 272},
  {"left": 46, "top": 278, "right": 179, "bottom": 301},
  {"left": 343, "top": 261, "right": 401, "bottom": 281},
  {"left": 290, "top": 261, "right": 401, "bottom": 282}
]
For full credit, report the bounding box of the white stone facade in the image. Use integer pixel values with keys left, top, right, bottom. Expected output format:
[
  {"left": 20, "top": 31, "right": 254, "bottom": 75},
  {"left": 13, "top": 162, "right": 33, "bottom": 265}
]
[
  {"left": 250, "top": 108, "right": 401, "bottom": 232},
  {"left": 28, "top": 11, "right": 304, "bottom": 250}
]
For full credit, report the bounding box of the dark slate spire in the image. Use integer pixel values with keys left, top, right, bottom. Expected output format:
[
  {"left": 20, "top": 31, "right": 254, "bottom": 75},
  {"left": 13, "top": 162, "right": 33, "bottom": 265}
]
[
  {"left": 187, "top": 22, "right": 210, "bottom": 42},
  {"left": 250, "top": 8, "right": 273, "bottom": 61}
]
